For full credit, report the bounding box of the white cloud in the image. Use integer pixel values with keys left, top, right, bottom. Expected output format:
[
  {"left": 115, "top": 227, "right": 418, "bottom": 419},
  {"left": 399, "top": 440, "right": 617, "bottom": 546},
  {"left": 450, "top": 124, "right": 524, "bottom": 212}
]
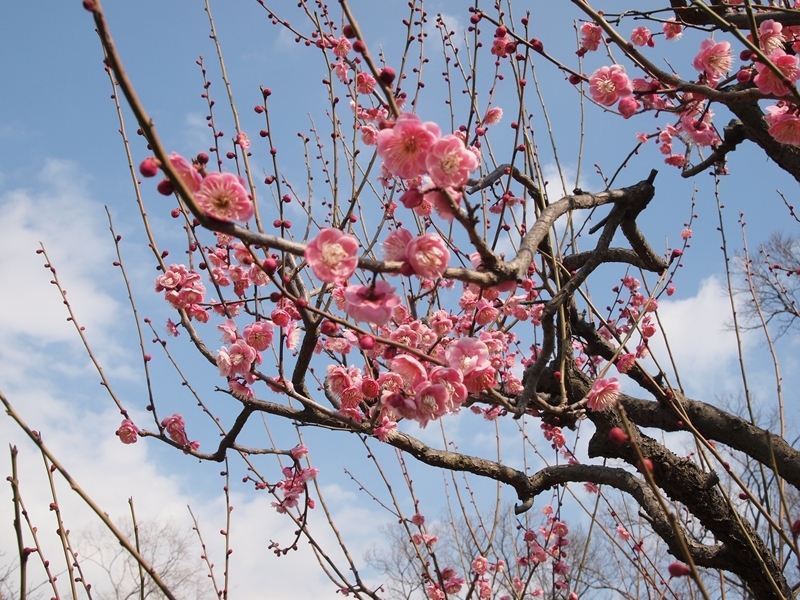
[{"left": 645, "top": 276, "right": 751, "bottom": 398}]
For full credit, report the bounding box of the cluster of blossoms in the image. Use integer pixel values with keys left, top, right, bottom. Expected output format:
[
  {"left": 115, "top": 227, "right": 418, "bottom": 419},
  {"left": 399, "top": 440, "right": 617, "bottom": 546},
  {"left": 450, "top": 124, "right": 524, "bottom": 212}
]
[
  {"left": 515, "top": 507, "right": 576, "bottom": 597},
  {"left": 596, "top": 275, "right": 660, "bottom": 369},
  {"left": 580, "top": 17, "right": 800, "bottom": 168},
  {"left": 141, "top": 152, "right": 254, "bottom": 222},
  {"left": 271, "top": 444, "right": 319, "bottom": 513},
  {"left": 161, "top": 413, "right": 200, "bottom": 452},
  {"left": 155, "top": 263, "right": 209, "bottom": 322}
]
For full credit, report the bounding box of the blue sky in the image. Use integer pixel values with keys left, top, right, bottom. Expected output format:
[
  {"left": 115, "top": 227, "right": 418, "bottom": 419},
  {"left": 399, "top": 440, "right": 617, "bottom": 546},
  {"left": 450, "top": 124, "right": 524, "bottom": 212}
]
[{"left": 2, "top": 1, "right": 799, "bottom": 598}]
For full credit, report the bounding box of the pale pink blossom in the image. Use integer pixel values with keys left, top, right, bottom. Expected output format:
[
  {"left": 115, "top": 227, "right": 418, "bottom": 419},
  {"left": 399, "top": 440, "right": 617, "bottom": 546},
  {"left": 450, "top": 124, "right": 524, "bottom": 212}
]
[
  {"left": 389, "top": 354, "right": 428, "bottom": 389},
  {"left": 483, "top": 106, "right": 503, "bottom": 126},
  {"left": 168, "top": 152, "right": 203, "bottom": 192},
  {"left": 630, "top": 26, "right": 652, "bottom": 47},
  {"left": 425, "top": 187, "right": 462, "bottom": 223},
  {"left": 116, "top": 419, "right": 139, "bottom": 444},
  {"left": 589, "top": 65, "right": 633, "bottom": 106},
  {"left": 356, "top": 72, "right": 377, "bottom": 95},
  {"left": 236, "top": 132, "right": 250, "bottom": 149},
  {"left": 765, "top": 103, "right": 800, "bottom": 145},
  {"left": 405, "top": 234, "right": 450, "bottom": 279},
  {"left": 343, "top": 281, "right": 401, "bottom": 325},
  {"left": 360, "top": 124, "right": 378, "bottom": 145},
  {"left": 217, "top": 340, "right": 257, "bottom": 377},
  {"left": 617, "top": 525, "right": 632, "bottom": 541},
  {"left": 580, "top": 22, "right": 603, "bottom": 51},
  {"left": 334, "top": 60, "right": 349, "bottom": 83},
  {"left": 586, "top": 377, "right": 621, "bottom": 411},
  {"left": 376, "top": 113, "right": 441, "bottom": 180},
  {"left": 243, "top": 320, "right": 274, "bottom": 351},
  {"left": 759, "top": 20, "right": 786, "bottom": 54},
  {"left": 413, "top": 382, "right": 450, "bottom": 427},
  {"left": 305, "top": 228, "right": 360, "bottom": 283},
  {"left": 693, "top": 39, "right": 732, "bottom": 84},
  {"left": 472, "top": 556, "right": 489, "bottom": 575},
  {"left": 195, "top": 172, "right": 253, "bottom": 222},
  {"left": 445, "top": 337, "right": 495, "bottom": 392},
  {"left": 425, "top": 134, "right": 479, "bottom": 188},
  {"left": 663, "top": 18, "right": 683, "bottom": 41},
  {"left": 754, "top": 49, "right": 800, "bottom": 96},
  {"left": 383, "top": 227, "right": 413, "bottom": 262},
  {"left": 218, "top": 319, "right": 238, "bottom": 344},
  {"left": 374, "top": 416, "right": 397, "bottom": 441},
  {"left": 332, "top": 36, "right": 351, "bottom": 58}
]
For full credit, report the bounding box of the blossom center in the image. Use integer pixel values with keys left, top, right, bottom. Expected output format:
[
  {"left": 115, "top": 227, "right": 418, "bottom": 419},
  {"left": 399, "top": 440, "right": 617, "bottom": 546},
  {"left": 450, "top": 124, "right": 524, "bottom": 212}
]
[
  {"left": 321, "top": 242, "right": 347, "bottom": 267},
  {"left": 439, "top": 151, "right": 462, "bottom": 174}
]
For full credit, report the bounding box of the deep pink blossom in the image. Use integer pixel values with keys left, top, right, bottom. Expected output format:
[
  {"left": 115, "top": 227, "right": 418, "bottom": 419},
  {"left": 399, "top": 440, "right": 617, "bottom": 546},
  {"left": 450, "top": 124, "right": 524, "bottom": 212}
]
[
  {"left": 405, "top": 234, "right": 450, "bottom": 279},
  {"left": 425, "top": 135, "right": 479, "bottom": 188},
  {"left": 618, "top": 97, "right": 640, "bottom": 119},
  {"left": 195, "top": 172, "right": 253, "bottom": 222},
  {"left": 376, "top": 113, "right": 441, "bottom": 180},
  {"left": 472, "top": 556, "right": 489, "bottom": 575},
  {"left": 117, "top": 419, "right": 139, "bottom": 444},
  {"left": 374, "top": 416, "right": 397, "bottom": 441},
  {"left": 754, "top": 49, "right": 800, "bottom": 96},
  {"left": 343, "top": 280, "right": 401, "bottom": 325},
  {"left": 161, "top": 413, "right": 189, "bottom": 446},
  {"left": 217, "top": 340, "right": 257, "bottom": 377},
  {"left": 586, "top": 377, "right": 621, "bottom": 411},
  {"left": 332, "top": 36, "right": 351, "bottom": 58},
  {"left": 425, "top": 187, "right": 462, "bottom": 223},
  {"left": 589, "top": 65, "right": 633, "bottom": 106},
  {"left": 305, "top": 228, "right": 360, "bottom": 283},
  {"left": 693, "top": 39, "right": 732, "bottom": 84}
]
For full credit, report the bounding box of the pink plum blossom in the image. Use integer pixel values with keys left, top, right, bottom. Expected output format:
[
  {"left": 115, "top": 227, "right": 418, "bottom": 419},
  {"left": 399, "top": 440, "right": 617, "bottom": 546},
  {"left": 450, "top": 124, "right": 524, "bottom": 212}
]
[
  {"left": 425, "top": 135, "right": 479, "bottom": 189},
  {"left": 217, "top": 339, "right": 257, "bottom": 377},
  {"left": 168, "top": 152, "right": 203, "bottom": 192},
  {"left": 765, "top": 103, "right": 800, "bottom": 145},
  {"left": 389, "top": 354, "right": 428, "bottom": 389},
  {"left": 405, "top": 234, "right": 450, "bottom": 279},
  {"left": 580, "top": 22, "right": 603, "bottom": 51},
  {"left": 356, "top": 72, "right": 376, "bottom": 95},
  {"left": 445, "top": 337, "right": 496, "bottom": 392},
  {"left": 243, "top": 320, "right": 274, "bottom": 351},
  {"left": 759, "top": 20, "right": 786, "bottom": 54},
  {"left": 663, "top": 18, "right": 683, "bottom": 41},
  {"left": 374, "top": 416, "right": 397, "bottom": 441},
  {"left": 589, "top": 65, "right": 633, "bottom": 106},
  {"left": 195, "top": 172, "right": 253, "bottom": 222},
  {"left": 413, "top": 382, "right": 450, "bottom": 427},
  {"left": 483, "top": 106, "right": 503, "bottom": 126},
  {"left": 161, "top": 413, "right": 190, "bottom": 446},
  {"left": 383, "top": 227, "right": 413, "bottom": 262},
  {"left": 754, "top": 49, "right": 800, "bottom": 96},
  {"left": 616, "top": 353, "right": 636, "bottom": 374},
  {"left": 618, "top": 97, "right": 640, "bottom": 119},
  {"left": 305, "top": 227, "right": 360, "bottom": 283},
  {"left": 116, "top": 419, "right": 139, "bottom": 444},
  {"left": 343, "top": 280, "right": 401, "bottom": 325},
  {"left": 630, "top": 26, "right": 652, "bottom": 47},
  {"left": 693, "top": 39, "right": 732, "bottom": 84},
  {"left": 586, "top": 377, "right": 621, "bottom": 411},
  {"left": 376, "top": 113, "right": 441, "bottom": 180}
]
